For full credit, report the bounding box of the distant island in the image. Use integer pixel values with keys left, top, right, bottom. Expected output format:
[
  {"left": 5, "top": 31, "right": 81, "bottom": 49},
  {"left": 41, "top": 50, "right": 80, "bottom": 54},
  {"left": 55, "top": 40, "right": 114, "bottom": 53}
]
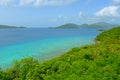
[
  {"left": 50, "top": 22, "right": 118, "bottom": 29},
  {"left": 0, "top": 25, "right": 26, "bottom": 29},
  {"left": 51, "top": 23, "right": 79, "bottom": 29}
]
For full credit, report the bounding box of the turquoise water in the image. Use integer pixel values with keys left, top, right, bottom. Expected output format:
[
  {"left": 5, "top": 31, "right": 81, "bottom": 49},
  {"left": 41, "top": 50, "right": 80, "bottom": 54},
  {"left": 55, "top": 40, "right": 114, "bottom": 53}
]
[{"left": 0, "top": 28, "right": 98, "bottom": 69}]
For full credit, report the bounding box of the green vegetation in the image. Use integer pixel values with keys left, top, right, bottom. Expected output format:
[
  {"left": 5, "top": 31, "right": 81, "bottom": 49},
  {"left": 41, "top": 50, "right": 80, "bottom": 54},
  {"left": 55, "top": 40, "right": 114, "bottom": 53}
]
[
  {"left": 80, "top": 23, "right": 104, "bottom": 28},
  {"left": 0, "top": 27, "right": 120, "bottom": 80},
  {"left": 96, "top": 27, "right": 120, "bottom": 44},
  {"left": 52, "top": 22, "right": 118, "bottom": 29},
  {"left": 0, "top": 25, "right": 26, "bottom": 29},
  {"left": 54, "top": 23, "right": 79, "bottom": 28}
]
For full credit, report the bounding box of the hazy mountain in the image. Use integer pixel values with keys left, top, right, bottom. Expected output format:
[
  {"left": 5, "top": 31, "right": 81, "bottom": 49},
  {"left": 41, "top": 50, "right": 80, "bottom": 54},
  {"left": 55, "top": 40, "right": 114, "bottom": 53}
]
[
  {"left": 79, "top": 24, "right": 103, "bottom": 28},
  {"left": 79, "top": 22, "right": 118, "bottom": 28},
  {"left": 53, "top": 22, "right": 118, "bottom": 29},
  {"left": 94, "top": 22, "right": 117, "bottom": 27},
  {"left": 0, "top": 25, "right": 26, "bottom": 29},
  {"left": 53, "top": 23, "right": 79, "bottom": 29}
]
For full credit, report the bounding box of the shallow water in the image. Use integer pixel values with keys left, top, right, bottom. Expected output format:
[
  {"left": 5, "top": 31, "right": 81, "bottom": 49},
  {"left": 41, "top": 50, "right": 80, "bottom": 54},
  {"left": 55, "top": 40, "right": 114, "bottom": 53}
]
[{"left": 0, "top": 28, "right": 99, "bottom": 69}]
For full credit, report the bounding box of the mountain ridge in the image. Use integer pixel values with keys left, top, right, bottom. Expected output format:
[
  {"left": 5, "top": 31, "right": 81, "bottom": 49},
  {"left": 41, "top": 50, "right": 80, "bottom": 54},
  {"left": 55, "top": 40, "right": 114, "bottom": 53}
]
[
  {"left": 0, "top": 25, "right": 26, "bottom": 29},
  {"left": 51, "top": 22, "right": 118, "bottom": 29}
]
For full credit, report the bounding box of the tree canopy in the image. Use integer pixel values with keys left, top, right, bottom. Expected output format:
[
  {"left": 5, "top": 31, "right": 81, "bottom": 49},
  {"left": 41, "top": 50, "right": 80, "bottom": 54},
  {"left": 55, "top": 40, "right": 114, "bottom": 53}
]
[{"left": 0, "top": 27, "right": 120, "bottom": 80}]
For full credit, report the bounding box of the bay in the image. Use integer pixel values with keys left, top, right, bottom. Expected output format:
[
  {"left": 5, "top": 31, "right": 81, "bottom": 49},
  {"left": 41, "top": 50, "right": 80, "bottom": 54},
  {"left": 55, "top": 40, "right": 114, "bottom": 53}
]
[{"left": 0, "top": 28, "right": 99, "bottom": 69}]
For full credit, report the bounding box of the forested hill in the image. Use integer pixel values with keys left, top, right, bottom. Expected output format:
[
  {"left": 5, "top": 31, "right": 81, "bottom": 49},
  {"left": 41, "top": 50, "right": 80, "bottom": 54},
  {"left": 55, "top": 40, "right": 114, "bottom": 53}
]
[
  {"left": 96, "top": 27, "right": 120, "bottom": 44},
  {"left": 51, "top": 22, "right": 118, "bottom": 29},
  {"left": 0, "top": 25, "right": 26, "bottom": 28},
  {"left": 0, "top": 27, "right": 120, "bottom": 80},
  {"left": 54, "top": 23, "right": 79, "bottom": 28}
]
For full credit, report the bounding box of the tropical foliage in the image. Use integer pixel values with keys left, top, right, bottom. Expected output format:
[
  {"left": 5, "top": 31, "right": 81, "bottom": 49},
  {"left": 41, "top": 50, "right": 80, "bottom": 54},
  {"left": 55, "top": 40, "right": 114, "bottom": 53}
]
[
  {"left": 96, "top": 27, "right": 120, "bottom": 44},
  {"left": 0, "top": 27, "right": 120, "bottom": 80}
]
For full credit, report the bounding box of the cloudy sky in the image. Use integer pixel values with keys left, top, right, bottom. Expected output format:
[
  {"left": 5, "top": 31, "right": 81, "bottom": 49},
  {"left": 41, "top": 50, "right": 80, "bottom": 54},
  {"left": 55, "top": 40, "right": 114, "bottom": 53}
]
[{"left": 0, "top": 0, "right": 120, "bottom": 27}]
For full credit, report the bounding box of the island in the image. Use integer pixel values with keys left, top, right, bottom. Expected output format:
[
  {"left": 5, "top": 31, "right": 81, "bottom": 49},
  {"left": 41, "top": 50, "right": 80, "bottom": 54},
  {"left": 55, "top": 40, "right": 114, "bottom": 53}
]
[
  {"left": 0, "top": 26, "right": 120, "bottom": 80},
  {"left": 0, "top": 25, "right": 26, "bottom": 29},
  {"left": 53, "top": 23, "right": 79, "bottom": 28},
  {"left": 50, "top": 22, "right": 118, "bottom": 29}
]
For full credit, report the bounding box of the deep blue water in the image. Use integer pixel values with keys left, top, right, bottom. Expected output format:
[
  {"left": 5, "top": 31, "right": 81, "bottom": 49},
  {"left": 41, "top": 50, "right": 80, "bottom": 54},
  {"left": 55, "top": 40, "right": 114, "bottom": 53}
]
[{"left": 0, "top": 28, "right": 99, "bottom": 69}]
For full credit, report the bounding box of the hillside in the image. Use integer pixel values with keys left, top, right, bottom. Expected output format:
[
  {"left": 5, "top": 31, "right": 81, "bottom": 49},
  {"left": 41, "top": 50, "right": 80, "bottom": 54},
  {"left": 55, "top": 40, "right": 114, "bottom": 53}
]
[
  {"left": 54, "top": 23, "right": 79, "bottom": 28},
  {"left": 0, "top": 25, "right": 26, "bottom": 29},
  {"left": 0, "top": 27, "right": 120, "bottom": 80},
  {"left": 53, "top": 22, "right": 118, "bottom": 29},
  {"left": 96, "top": 27, "right": 120, "bottom": 44},
  {"left": 79, "top": 23, "right": 104, "bottom": 28},
  {"left": 94, "top": 22, "right": 115, "bottom": 27}
]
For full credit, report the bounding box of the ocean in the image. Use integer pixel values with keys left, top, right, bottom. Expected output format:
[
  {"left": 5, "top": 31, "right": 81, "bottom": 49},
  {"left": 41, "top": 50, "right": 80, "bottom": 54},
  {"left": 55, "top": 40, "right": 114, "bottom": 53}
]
[{"left": 0, "top": 28, "right": 99, "bottom": 69}]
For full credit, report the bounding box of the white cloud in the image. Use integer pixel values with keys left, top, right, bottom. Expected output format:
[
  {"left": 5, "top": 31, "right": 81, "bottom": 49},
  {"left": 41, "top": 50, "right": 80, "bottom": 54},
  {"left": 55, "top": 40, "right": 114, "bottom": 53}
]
[
  {"left": 78, "top": 12, "right": 83, "bottom": 17},
  {"left": 113, "top": 0, "right": 120, "bottom": 5},
  {"left": 0, "top": 0, "right": 13, "bottom": 6},
  {"left": 58, "top": 15, "right": 69, "bottom": 20},
  {"left": 19, "top": 0, "right": 77, "bottom": 7},
  {"left": 35, "top": 0, "right": 77, "bottom": 7},
  {"left": 0, "top": 0, "right": 77, "bottom": 7},
  {"left": 95, "top": 6, "right": 120, "bottom": 17},
  {"left": 19, "top": 0, "right": 35, "bottom": 6}
]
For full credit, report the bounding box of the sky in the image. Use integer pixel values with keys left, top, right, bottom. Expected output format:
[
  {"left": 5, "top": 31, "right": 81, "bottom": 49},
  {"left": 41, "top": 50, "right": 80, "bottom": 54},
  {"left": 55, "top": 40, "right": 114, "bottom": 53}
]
[{"left": 0, "top": 0, "right": 120, "bottom": 27}]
